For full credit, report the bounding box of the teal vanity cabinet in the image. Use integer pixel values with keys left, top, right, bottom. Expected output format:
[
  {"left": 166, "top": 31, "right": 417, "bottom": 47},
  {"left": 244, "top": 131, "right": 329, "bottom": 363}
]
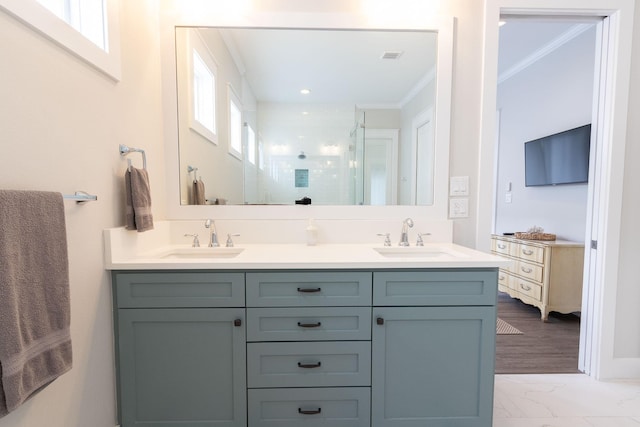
[
  {"left": 111, "top": 267, "right": 498, "bottom": 427},
  {"left": 112, "top": 271, "right": 247, "bottom": 427},
  {"left": 371, "top": 269, "right": 498, "bottom": 427}
]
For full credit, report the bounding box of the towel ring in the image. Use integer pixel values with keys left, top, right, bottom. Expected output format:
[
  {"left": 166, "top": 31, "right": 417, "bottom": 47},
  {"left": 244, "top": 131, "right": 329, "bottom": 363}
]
[{"left": 119, "top": 144, "right": 147, "bottom": 170}]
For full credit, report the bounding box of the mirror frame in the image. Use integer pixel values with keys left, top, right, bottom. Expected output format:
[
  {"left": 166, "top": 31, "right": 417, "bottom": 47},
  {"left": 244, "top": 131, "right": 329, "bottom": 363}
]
[{"left": 161, "top": 8, "right": 454, "bottom": 220}]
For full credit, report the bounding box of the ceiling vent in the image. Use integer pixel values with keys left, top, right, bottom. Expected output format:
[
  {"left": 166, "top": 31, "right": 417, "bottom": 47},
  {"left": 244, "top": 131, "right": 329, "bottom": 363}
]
[{"left": 381, "top": 51, "right": 403, "bottom": 60}]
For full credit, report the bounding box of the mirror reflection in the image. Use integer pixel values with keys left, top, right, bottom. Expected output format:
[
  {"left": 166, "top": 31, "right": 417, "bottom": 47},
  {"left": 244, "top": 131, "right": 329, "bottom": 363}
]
[{"left": 176, "top": 27, "right": 438, "bottom": 206}]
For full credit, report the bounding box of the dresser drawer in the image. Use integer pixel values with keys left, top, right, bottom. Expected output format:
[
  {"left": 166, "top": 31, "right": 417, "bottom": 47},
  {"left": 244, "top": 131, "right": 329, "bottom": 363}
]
[
  {"left": 246, "top": 272, "right": 372, "bottom": 307},
  {"left": 516, "top": 260, "right": 543, "bottom": 283},
  {"left": 247, "top": 341, "right": 371, "bottom": 388},
  {"left": 513, "top": 278, "right": 542, "bottom": 302},
  {"left": 492, "top": 238, "right": 511, "bottom": 256},
  {"left": 248, "top": 387, "right": 371, "bottom": 427},
  {"left": 247, "top": 307, "right": 372, "bottom": 342},
  {"left": 373, "top": 269, "right": 497, "bottom": 306},
  {"left": 113, "top": 271, "right": 245, "bottom": 308},
  {"left": 513, "top": 242, "right": 545, "bottom": 264}
]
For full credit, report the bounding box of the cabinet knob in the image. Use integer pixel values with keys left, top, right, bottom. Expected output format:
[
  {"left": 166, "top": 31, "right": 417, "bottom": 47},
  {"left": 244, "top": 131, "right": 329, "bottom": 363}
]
[
  {"left": 376, "top": 317, "right": 384, "bottom": 325},
  {"left": 234, "top": 319, "right": 242, "bottom": 327}
]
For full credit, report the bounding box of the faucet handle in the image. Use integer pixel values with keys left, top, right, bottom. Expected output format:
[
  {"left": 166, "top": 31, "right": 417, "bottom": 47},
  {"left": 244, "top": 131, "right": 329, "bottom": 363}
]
[
  {"left": 377, "top": 233, "right": 392, "bottom": 247},
  {"left": 226, "top": 233, "right": 240, "bottom": 247},
  {"left": 184, "top": 233, "right": 200, "bottom": 247},
  {"left": 416, "top": 233, "right": 431, "bottom": 246}
]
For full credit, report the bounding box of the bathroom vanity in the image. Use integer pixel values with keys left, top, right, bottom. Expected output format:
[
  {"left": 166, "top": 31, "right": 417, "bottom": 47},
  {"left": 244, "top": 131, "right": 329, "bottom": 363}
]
[{"left": 105, "top": 223, "right": 506, "bottom": 427}]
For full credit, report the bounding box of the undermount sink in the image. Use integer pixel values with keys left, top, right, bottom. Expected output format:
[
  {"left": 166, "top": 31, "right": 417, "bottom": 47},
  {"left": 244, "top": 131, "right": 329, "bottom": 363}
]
[
  {"left": 159, "top": 247, "right": 244, "bottom": 259},
  {"left": 373, "top": 246, "right": 469, "bottom": 258}
]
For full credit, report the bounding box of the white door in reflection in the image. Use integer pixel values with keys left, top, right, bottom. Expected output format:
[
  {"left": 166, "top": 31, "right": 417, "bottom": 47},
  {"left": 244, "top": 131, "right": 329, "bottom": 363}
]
[
  {"left": 364, "top": 129, "right": 399, "bottom": 205},
  {"left": 412, "top": 108, "right": 435, "bottom": 205}
]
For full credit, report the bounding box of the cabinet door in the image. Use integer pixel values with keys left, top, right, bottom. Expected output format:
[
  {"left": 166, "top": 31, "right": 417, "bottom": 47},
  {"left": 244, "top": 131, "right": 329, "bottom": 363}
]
[
  {"left": 371, "top": 307, "right": 495, "bottom": 427},
  {"left": 117, "top": 308, "right": 246, "bottom": 427}
]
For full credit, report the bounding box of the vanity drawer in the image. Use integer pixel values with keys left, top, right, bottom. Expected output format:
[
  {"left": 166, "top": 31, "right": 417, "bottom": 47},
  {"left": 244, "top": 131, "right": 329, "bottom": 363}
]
[
  {"left": 246, "top": 272, "right": 372, "bottom": 307},
  {"left": 515, "top": 261, "right": 543, "bottom": 283},
  {"left": 247, "top": 307, "right": 371, "bottom": 342},
  {"left": 373, "top": 269, "right": 498, "bottom": 306},
  {"left": 513, "top": 278, "right": 542, "bottom": 302},
  {"left": 247, "top": 341, "right": 371, "bottom": 388},
  {"left": 492, "top": 238, "right": 511, "bottom": 256},
  {"left": 113, "top": 271, "right": 245, "bottom": 308},
  {"left": 248, "top": 387, "right": 371, "bottom": 427},
  {"left": 513, "top": 242, "right": 545, "bottom": 264}
]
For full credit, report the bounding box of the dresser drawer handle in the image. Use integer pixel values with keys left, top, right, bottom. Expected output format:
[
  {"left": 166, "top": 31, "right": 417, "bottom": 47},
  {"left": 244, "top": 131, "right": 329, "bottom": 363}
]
[
  {"left": 520, "top": 266, "right": 533, "bottom": 274},
  {"left": 297, "top": 361, "right": 322, "bottom": 369},
  {"left": 520, "top": 283, "right": 532, "bottom": 291},
  {"left": 497, "top": 243, "right": 507, "bottom": 249},
  {"left": 297, "top": 287, "right": 322, "bottom": 293},
  {"left": 522, "top": 249, "right": 534, "bottom": 255},
  {"left": 298, "top": 408, "right": 322, "bottom": 415},
  {"left": 499, "top": 275, "right": 505, "bottom": 281},
  {"left": 297, "top": 321, "right": 322, "bottom": 328}
]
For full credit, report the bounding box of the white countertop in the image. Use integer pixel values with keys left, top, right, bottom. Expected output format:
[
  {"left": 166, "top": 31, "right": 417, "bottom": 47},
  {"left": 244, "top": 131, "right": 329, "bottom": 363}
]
[{"left": 105, "top": 242, "right": 508, "bottom": 270}]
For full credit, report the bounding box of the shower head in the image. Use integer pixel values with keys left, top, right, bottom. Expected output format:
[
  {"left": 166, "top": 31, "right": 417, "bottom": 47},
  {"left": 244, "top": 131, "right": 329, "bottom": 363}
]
[{"left": 298, "top": 151, "right": 307, "bottom": 160}]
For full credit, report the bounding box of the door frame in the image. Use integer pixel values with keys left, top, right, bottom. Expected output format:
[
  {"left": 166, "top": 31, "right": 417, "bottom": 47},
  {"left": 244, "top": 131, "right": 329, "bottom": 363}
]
[
  {"left": 477, "top": 0, "right": 635, "bottom": 379},
  {"left": 364, "top": 128, "right": 399, "bottom": 205}
]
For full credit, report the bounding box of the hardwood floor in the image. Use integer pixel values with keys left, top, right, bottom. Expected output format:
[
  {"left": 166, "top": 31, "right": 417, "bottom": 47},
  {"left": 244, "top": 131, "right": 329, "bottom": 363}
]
[{"left": 495, "top": 292, "right": 581, "bottom": 374}]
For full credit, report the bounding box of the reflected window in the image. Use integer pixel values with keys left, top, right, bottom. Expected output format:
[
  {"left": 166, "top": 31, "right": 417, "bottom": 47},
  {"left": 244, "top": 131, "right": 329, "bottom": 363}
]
[
  {"left": 228, "top": 87, "right": 242, "bottom": 159},
  {"left": 247, "top": 125, "right": 256, "bottom": 165},
  {"left": 192, "top": 50, "right": 217, "bottom": 141}
]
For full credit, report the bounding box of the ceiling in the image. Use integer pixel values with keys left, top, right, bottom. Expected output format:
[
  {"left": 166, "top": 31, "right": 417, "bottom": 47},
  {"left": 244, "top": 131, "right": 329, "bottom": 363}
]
[{"left": 210, "top": 27, "right": 437, "bottom": 106}]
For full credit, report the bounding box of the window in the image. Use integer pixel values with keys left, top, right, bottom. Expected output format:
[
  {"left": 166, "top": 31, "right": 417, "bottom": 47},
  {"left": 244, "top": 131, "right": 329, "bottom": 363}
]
[
  {"left": 0, "top": 0, "right": 120, "bottom": 79},
  {"left": 247, "top": 125, "right": 256, "bottom": 165},
  {"left": 37, "top": 0, "right": 107, "bottom": 50},
  {"left": 258, "top": 140, "right": 265, "bottom": 170},
  {"left": 228, "top": 85, "right": 242, "bottom": 159},
  {"left": 192, "top": 50, "right": 216, "bottom": 139}
]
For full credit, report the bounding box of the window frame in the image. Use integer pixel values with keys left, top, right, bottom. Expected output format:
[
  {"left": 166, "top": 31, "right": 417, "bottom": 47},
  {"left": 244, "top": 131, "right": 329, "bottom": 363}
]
[
  {"left": 187, "top": 30, "right": 219, "bottom": 145},
  {"left": 0, "top": 0, "right": 121, "bottom": 80}
]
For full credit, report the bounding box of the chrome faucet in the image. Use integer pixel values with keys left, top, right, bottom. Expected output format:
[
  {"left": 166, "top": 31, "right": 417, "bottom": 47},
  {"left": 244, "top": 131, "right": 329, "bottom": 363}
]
[
  {"left": 399, "top": 218, "right": 414, "bottom": 246},
  {"left": 204, "top": 219, "right": 219, "bottom": 247}
]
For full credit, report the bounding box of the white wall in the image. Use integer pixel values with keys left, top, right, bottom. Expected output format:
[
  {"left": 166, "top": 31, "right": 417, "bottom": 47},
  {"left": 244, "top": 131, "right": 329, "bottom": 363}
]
[
  {"left": 0, "top": 1, "right": 165, "bottom": 426},
  {"left": 495, "top": 27, "right": 596, "bottom": 242},
  {"left": 0, "top": 1, "right": 638, "bottom": 426}
]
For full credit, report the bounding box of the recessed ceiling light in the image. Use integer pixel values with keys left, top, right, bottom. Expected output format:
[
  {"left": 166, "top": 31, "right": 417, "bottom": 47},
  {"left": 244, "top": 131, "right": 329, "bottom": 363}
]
[
  {"left": 302, "top": 111, "right": 309, "bottom": 115},
  {"left": 381, "top": 51, "right": 403, "bottom": 60},
  {"left": 300, "top": 89, "right": 311, "bottom": 95}
]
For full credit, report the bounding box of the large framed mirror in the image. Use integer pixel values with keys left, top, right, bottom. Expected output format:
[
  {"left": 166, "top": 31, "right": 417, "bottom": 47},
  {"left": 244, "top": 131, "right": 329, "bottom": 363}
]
[{"left": 161, "top": 7, "right": 453, "bottom": 219}]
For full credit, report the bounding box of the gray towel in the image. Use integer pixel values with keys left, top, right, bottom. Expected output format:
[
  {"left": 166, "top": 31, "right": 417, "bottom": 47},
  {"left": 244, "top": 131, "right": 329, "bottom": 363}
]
[
  {"left": 0, "top": 190, "right": 72, "bottom": 417},
  {"left": 125, "top": 167, "right": 154, "bottom": 232},
  {"left": 193, "top": 179, "right": 206, "bottom": 205}
]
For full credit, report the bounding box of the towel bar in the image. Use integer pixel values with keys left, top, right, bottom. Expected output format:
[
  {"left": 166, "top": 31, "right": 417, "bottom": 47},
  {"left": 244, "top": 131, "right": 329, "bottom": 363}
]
[{"left": 63, "top": 191, "right": 97, "bottom": 203}]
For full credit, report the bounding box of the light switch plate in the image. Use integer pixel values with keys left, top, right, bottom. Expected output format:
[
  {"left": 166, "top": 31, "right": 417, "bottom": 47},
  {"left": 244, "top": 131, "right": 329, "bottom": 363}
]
[
  {"left": 450, "top": 176, "right": 469, "bottom": 196},
  {"left": 449, "top": 198, "right": 469, "bottom": 218}
]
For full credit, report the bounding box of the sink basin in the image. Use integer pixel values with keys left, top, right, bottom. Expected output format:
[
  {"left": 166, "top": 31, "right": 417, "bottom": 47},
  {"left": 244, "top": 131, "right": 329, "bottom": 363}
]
[
  {"left": 159, "top": 247, "right": 244, "bottom": 259},
  {"left": 373, "top": 246, "right": 468, "bottom": 258}
]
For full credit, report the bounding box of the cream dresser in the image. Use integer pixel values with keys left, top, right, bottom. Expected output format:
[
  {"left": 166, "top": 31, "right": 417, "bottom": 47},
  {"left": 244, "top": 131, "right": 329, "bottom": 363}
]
[{"left": 491, "top": 234, "right": 584, "bottom": 321}]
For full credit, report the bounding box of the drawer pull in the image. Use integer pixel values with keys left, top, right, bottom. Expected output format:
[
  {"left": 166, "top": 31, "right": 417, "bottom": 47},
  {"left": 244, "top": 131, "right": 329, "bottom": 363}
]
[
  {"left": 297, "top": 287, "right": 322, "bottom": 293},
  {"left": 520, "top": 266, "right": 533, "bottom": 274},
  {"left": 298, "top": 408, "right": 322, "bottom": 415},
  {"left": 522, "top": 248, "right": 534, "bottom": 255},
  {"left": 297, "top": 361, "right": 322, "bottom": 369},
  {"left": 297, "top": 321, "right": 322, "bottom": 328},
  {"left": 234, "top": 319, "right": 242, "bottom": 327},
  {"left": 499, "top": 275, "right": 505, "bottom": 280},
  {"left": 497, "top": 243, "right": 507, "bottom": 249},
  {"left": 376, "top": 317, "right": 384, "bottom": 325},
  {"left": 520, "top": 283, "right": 532, "bottom": 291}
]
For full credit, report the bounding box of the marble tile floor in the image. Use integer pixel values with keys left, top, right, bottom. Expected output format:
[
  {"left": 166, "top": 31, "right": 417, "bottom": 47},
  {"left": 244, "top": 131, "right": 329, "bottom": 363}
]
[{"left": 494, "top": 374, "right": 640, "bottom": 426}]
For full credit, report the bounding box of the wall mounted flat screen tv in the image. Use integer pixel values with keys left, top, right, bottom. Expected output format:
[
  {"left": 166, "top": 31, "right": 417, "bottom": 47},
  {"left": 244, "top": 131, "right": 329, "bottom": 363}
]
[{"left": 524, "top": 124, "right": 591, "bottom": 187}]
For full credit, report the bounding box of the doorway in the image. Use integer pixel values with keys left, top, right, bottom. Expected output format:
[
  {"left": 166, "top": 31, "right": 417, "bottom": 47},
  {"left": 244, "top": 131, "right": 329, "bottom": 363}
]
[
  {"left": 478, "top": 1, "right": 635, "bottom": 379},
  {"left": 492, "top": 17, "right": 598, "bottom": 374}
]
